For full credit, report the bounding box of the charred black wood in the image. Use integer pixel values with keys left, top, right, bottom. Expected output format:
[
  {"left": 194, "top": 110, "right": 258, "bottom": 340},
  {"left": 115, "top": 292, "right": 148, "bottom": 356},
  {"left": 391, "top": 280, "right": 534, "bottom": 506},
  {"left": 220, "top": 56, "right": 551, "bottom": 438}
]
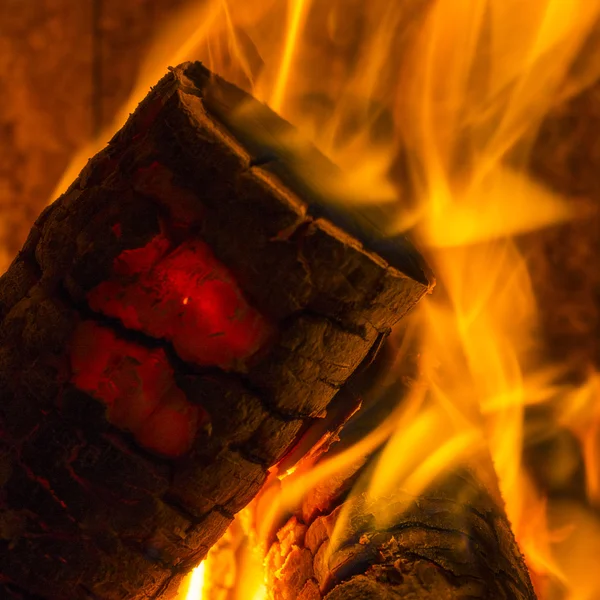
[{"left": 0, "top": 62, "right": 430, "bottom": 600}]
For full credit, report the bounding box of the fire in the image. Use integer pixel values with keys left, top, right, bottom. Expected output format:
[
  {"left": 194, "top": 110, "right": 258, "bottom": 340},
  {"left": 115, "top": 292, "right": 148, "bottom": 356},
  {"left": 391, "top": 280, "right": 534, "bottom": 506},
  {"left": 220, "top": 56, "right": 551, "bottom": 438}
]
[
  {"left": 269, "top": 0, "right": 309, "bottom": 112},
  {"left": 557, "top": 372, "right": 600, "bottom": 504},
  {"left": 47, "top": 0, "right": 600, "bottom": 599},
  {"left": 185, "top": 562, "right": 206, "bottom": 600}
]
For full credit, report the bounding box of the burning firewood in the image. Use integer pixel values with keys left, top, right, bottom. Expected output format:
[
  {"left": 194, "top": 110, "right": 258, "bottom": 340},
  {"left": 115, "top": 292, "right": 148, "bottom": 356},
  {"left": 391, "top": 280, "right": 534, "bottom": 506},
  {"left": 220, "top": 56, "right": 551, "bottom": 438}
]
[
  {"left": 264, "top": 456, "right": 537, "bottom": 600},
  {"left": 0, "top": 62, "right": 430, "bottom": 599},
  {"left": 261, "top": 338, "right": 537, "bottom": 600}
]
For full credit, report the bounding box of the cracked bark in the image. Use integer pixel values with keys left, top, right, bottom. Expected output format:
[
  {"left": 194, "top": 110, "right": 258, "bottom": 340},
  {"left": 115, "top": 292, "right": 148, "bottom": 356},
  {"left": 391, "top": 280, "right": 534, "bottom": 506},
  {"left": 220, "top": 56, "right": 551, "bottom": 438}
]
[{"left": 0, "top": 63, "right": 429, "bottom": 599}]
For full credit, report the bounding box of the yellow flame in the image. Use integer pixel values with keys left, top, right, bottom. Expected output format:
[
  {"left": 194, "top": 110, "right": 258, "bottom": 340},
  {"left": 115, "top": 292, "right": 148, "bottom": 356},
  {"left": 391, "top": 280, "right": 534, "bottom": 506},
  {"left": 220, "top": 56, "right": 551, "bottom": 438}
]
[
  {"left": 270, "top": 0, "right": 310, "bottom": 111},
  {"left": 183, "top": 562, "right": 206, "bottom": 600},
  {"left": 392, "top": 2, "right": 600, "bottom": 595}
]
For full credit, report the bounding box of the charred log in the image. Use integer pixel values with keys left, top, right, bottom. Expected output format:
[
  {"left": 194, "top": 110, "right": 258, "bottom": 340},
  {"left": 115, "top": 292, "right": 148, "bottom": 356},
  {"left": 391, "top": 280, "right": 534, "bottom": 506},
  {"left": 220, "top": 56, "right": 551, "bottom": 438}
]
[{"left": 0, "top": 62, "right": 430, "bottom": 600}]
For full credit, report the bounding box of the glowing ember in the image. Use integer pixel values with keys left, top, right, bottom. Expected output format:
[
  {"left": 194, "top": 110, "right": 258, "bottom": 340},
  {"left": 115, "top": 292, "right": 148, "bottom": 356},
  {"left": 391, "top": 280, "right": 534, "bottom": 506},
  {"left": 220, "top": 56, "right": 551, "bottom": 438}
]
[
  {"left": 87, "top": 234, "right": 271, "bottom": 369},
  {"left": 70, "top": 320, "right": 206, "bottom": 457}
]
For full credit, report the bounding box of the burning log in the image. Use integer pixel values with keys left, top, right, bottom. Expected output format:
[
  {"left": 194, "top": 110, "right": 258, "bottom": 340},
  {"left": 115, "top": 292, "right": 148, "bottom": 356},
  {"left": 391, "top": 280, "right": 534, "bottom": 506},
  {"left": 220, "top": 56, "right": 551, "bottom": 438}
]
[
  {"left": 0, "top": 62, "right": 430, "bottom": 599},
  {"left": 263, "top": 343, "right": 537, "bottom": 600},
  {"left": 265, "top": 468, "right": 537, "bottom": 600}
]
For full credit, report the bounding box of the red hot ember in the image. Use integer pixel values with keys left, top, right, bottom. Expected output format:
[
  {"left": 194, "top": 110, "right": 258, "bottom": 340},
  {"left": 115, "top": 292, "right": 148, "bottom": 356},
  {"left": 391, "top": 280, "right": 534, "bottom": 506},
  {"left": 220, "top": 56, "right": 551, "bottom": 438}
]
[
  {"left": 87, "top": 233, "right": 272, "bottom": 370},
  {"left": 70, "top": 320, "right": 207, "bottom": 457},
  {"left": 71, "top": 230, "right": 272, "bottom": 456}
]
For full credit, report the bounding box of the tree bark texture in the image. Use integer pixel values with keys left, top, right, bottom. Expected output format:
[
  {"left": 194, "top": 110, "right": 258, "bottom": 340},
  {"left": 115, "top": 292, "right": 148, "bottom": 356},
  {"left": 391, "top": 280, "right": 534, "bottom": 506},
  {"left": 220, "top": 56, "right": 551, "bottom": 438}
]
[
  {"left": 0, "top": 62, "right": 430, "bottom": 600},
  {"left": 265, "top": 470, "right": 537, "bottom": 600}
]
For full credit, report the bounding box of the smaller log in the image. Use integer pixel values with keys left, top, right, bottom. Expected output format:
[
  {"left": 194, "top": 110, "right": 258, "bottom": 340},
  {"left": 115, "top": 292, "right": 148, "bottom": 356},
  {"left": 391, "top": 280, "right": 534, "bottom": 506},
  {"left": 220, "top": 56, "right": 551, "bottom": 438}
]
[
  {"left": 265, "top": 468, "right": 536, "bottom": 600},
  {"left": 263, "top": 336, "right": 537, "bottom": 600}
]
